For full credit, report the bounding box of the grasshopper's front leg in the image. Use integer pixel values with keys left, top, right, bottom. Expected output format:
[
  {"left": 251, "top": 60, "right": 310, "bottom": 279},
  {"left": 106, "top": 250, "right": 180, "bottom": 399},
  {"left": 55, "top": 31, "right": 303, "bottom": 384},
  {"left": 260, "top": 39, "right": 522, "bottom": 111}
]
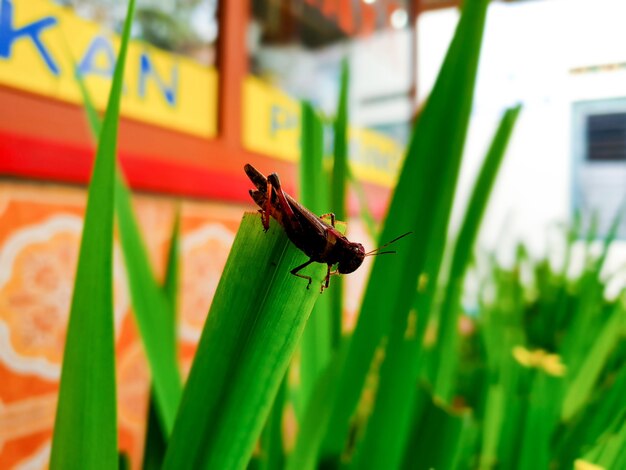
[
  {"left": 320, "top": 265, "right": 340, "bottom": 293},
  {"left": 319, "top": 213, "right": 336, "bottom": 227}
]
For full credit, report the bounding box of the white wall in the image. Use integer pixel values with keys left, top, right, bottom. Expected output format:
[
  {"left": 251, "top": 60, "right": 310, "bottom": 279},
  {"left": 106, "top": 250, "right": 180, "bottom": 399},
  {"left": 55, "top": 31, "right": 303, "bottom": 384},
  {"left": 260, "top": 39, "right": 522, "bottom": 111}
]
[
  {"left": 253, "top": 25, "right": 413, "bottom": 127},
  {"left": 418, "top": 0, "right": 626, "bottom": 263}
]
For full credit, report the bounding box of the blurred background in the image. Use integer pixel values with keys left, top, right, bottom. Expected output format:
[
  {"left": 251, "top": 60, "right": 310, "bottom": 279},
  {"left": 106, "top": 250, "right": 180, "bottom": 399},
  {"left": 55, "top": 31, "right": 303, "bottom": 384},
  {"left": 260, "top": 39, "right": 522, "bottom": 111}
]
[{"left": 1, "top": 0, "right": 626, "bottom": 467}]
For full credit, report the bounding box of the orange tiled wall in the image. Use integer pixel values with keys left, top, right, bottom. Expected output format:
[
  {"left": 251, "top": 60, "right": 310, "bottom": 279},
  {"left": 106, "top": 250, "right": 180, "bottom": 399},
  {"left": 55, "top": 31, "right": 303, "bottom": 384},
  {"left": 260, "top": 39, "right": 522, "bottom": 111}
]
[
  {"left": 0, "top": 179, "right": 374, "bottom": 469},
  {"left": 0, "top": 180, "right": 244, "bottom": 469}
]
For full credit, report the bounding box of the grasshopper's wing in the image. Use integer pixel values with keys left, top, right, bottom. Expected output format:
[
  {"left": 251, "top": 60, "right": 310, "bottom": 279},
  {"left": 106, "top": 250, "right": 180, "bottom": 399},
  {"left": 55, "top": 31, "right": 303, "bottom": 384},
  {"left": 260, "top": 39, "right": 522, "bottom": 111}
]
[
  {"left": 285, "top": 194, "right": 330, "bottom": 239},
  {"left": 246, "top": 164, "right": 277, "bottom": 213},
  {"left": 264, "top": 170, "right": 330, "bottom": 240},
  {"left": 245, "top": 163, "right": 329, "bottom": 239}
]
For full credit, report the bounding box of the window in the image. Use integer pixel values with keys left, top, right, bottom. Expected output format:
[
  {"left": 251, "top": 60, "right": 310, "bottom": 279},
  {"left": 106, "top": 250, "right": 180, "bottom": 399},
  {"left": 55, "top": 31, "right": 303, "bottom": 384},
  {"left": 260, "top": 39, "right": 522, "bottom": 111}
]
[
  {"left": 53, "top": 0, "right": 218, "bottom": 66},
  {"left": 246, "top": 0, "right": 414, "bottom": 184},
  {"left": 572, "top": 100, "right": 626, "bottom": 237},
  {"left": 586, "top": 113, "right": 626, "bottom": 162}
]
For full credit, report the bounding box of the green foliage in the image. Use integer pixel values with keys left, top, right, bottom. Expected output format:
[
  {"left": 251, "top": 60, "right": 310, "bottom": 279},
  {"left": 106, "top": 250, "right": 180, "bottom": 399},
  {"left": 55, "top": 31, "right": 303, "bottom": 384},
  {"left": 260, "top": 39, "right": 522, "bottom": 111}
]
[
  {"left": 330, "top": 59, "right": 350, "bottom": 350},
  {"left": 322, "top": 2, "right": 491, "bottom": 468},
  {"left": 163, "top": 214, "right": 327, "bottom": 469},
  {"left": 55, "top": 0, "right": 626, "bottom": 468},
  {"left": 402, "top": 387, "right": 477, "bottom": 470},
  {"left": 142, "top": 210, "right": 181, "bottom": 470},
  {"left": 458, "top": 215, "right": 626, "bottom": 470},
  {"left": 298, "top": 101, "right": 334, "bottom": 411},
  {"left": 49, "top": 1, "right": 136, "bottom": 468},
  {"left": 72, "top": 4, "right": 183, "bottom": 440},
  {"left": 332, "top": 58, "right": 350, "bottom": 225},
  {"left": 285, "top": 348, "right": 345, "bottom": 470},
  {"left": 432, "top": 105, "right": 522, "bottom": 402},
  {"left": 347, "top": 168, "right": 378, "bottom": 240},
  {"left": 115, "top": 176, "right": 182, "bottom": 433}
]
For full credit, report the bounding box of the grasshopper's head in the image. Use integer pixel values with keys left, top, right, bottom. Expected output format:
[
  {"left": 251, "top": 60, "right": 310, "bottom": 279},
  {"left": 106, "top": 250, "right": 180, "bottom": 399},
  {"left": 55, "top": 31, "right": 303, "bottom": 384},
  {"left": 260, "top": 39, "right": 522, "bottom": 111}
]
[
  {"left": 337, "top": 242, "right": 365, "bottom": 274},
  {"left": 337, "top": 231, "right": 412, "bottom": 275}
]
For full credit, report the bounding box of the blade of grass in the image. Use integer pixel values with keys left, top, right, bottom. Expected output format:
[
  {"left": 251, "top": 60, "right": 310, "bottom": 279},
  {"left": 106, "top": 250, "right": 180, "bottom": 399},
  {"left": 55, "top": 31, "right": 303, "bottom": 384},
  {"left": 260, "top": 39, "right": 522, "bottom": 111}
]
[
  {"left": 562, "top": 210, "right": 622, "bottom": 372},
  {"left": 545, "top": 214, "right": 582, "bottom": 346},
  {"left": 73, "top": 63, "right": 102, "bottom": 137},
  {"left": 578, "top": 410, "right": 626, "bottom": 469},
  {"left": 142, "top": 210, "right": 181, "bottom": 469},
  {"left": 163, "top": 214, "right": 329, "bottom": 470},
  {"left": 347, "top": 167, "right": 378, "bottom": 241},
  {"left": 257, "top": 377, "right": 287, "bottom": 470},
  {"left": 72, "top": 36, "right": 183, "bottom": 436},
  {"left": 119, "top": 453, "right": 131, "bottom": 470},
  {"left": 286, "top": 346, "right": 346, "bottom": 470},
  {"left": 332, "top": 59, "right": 349, "bottom": 224},
  {"left": 298, "top": 101, "right": 333, "bottom": 410},
  {"left": 49, "top": 0, "right": 136, "bottom": 468},
  {"left": 142, "top": 396, "right": 167, "bottom": 470},
  {"left": 556, "top": 362, "right": 626, "bottom": 466},
  {"left": 479, "top": 252, "right": 527, "bottom": 469},
  {"left": 477, "top": 383, "right": 505, "bottom": 470},
  {"left": 401, "top": 389, "right": 476, "bottom": 470},
  {"left": 163, "top": 206, "right": 181, "bottom": 337},
  {"left": 432, "top": 104, "right": 521, "bottom": 402},
  {"left": 328, "top": 1, "right": 490, "bottom": 467},
  {"left": 115, "top": 175, "right": 182, "bottom": 434},
  {"left": 562, "top": 302, "right": 626, "bottom": 421},
  {"left": 517, "top": 371, "right": 564, "bottom": 470},
  {"left": 300, "top": 101, "right": 330, "bottom": 215},
  {"left": 330, "top": 59, "right": 350, "bottom": 349}
]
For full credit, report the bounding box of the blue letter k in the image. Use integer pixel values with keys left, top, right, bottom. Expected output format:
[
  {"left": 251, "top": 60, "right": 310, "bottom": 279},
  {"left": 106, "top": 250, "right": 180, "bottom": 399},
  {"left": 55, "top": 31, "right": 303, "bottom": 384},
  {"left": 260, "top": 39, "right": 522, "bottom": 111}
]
[{"left": 0, "top": 0, "right": 59, "bottom": 75}]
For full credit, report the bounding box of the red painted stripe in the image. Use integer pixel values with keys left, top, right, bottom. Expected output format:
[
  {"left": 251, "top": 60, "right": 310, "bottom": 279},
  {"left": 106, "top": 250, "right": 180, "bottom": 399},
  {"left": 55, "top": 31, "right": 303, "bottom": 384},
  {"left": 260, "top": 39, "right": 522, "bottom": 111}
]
[
  {"left": 121, "top": 156, "right": 253, "bottom": 203},
  {"left": 0, "top": 130, "right": 390, "bottom": 218},
  {"left": 0, "top": 130, "right": 253, "bottom": 203}
]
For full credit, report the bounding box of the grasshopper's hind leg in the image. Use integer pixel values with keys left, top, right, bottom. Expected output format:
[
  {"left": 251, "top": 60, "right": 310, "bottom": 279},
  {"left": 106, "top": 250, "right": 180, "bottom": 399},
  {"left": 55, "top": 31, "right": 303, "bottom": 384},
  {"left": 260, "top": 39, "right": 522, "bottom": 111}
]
[
  {"left": 291, "top": 259, "right": 315, "bottom": 289},
  {"left": 262, "top": 181, "right": 273, "bottom": 231}
]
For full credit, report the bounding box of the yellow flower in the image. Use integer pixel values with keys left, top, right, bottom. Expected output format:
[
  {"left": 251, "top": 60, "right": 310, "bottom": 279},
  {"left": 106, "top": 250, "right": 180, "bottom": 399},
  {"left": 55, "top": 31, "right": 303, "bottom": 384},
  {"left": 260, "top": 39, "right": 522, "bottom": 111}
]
[
  {"left": 512, "top": 346, "right": 566, "bottom": 377},
  {"left": 418, "top": 273, "right": 429, "bottom": 293},
  {"left": 574, "top": 459, "right": 605, "bottom": 470}
]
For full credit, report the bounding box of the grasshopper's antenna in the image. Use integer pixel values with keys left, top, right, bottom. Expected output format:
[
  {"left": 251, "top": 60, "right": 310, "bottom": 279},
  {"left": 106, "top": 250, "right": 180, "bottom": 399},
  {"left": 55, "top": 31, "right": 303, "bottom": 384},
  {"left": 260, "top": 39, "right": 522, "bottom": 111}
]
[
  {"left": 365, "top": 250, "right": 396, "bottom": 257},
  {"left": 365, "top": 231, "right": 412, "bottom": 256}
]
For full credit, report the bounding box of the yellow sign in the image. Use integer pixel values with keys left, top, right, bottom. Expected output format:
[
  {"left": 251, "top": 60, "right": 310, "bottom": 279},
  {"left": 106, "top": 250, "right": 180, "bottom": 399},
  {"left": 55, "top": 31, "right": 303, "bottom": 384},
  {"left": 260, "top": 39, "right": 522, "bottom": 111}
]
[
  {"left": 243, "top": 75, "right": 403, "bottom": 187},
  {"left": 243, "top": 76, "right": 301, "bottom": 161},
  {"left": 349, "top": 128, "right": 403, "bottom": 187},
  {"left": 0, "top": 0, "right": 217, "bottom": 138}
]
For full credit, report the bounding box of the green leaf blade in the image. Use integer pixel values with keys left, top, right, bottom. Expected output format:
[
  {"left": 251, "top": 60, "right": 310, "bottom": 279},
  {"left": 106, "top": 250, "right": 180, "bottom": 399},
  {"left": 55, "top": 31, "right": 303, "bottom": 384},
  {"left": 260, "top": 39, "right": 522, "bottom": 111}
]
[
  {"left": 49, "top": 0, "right": 137, "bottom": 468},
  {"left": 163, "top": 214, "right": 326, "bottom": 470},
  {"left": 330, "top": 59, "right": 350, "bottom": 350},
  {"left": 433, "top": 104, "right": 521, "bottom": 401},
  {"left": 142, "top": 211, "right": 182, "bottom": 470},
  {"left": 72, "top": 25, "right": 183, "bottom": 438},
  {"left": 321, "top": 1, "right": 491, "bottom": 465},
  {"left": 562, "top": 304, "right": 626, "bottom": 421},
  {"left": 299, "top": 101, "right": 333, "bottom": 408},
  {"left": 332, "top": 58, "right": 350, "bottom": 223},
  {"left": 115, "top": 175, "right": 182, "bottom": 434}
]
